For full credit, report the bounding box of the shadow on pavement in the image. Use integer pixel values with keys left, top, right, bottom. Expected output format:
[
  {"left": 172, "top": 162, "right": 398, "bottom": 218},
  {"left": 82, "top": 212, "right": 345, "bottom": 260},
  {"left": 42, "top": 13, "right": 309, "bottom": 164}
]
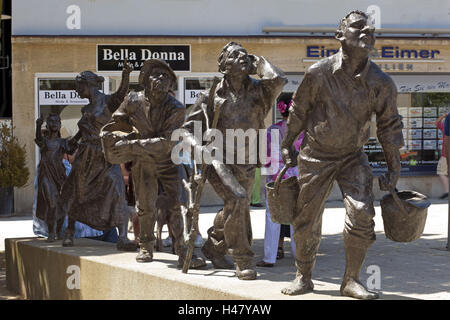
[{"left": 252, "top": 231, "right": 450, "bottom": 299}]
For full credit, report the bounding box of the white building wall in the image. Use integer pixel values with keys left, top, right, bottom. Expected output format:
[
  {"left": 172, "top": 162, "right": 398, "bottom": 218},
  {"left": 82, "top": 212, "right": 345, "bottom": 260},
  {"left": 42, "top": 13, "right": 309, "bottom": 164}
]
[{"left": 12, "top": 0, "right": 450, "bottom": 36}]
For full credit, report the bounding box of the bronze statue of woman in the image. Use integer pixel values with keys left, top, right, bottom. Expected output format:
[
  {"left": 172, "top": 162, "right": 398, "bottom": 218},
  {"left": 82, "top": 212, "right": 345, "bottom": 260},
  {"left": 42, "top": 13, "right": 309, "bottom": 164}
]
[
  {"left": 35, "top": 113, "right": 74, "bottom": 242},
  {"left": 60, "top": 63, "right": 137, "bottom": 251}
]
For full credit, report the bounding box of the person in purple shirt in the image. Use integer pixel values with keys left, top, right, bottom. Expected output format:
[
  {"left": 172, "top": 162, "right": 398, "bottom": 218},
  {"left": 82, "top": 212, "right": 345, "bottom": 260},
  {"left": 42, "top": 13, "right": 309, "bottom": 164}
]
[
  {"left": 257, "top": 100, "right": 303, "bottom": 268},
  {"left": 443, "top": 112, "right": 450, "bottom": 170}
]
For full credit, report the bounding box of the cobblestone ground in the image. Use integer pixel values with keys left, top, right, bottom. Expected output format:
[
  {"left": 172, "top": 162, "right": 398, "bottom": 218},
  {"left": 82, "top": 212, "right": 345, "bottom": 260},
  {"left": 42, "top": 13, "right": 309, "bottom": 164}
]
[{"left": 0, "top": 252, "right": 21, "bottom": 300}]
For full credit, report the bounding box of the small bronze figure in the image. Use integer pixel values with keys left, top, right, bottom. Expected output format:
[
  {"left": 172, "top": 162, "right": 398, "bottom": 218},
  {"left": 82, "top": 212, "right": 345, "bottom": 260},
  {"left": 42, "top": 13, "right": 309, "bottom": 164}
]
[
  {"left": 35, "top": 114, "right": 74, "bottom": 242},
  {"left": 60, "top": 63, "right": 137, "bottom": 251},
  {"left": 100, "top": 59, "right": 206, "bottom": 269},
  {"left": 182, "top": 42, "right": 287, "bottom": 280},
  {"left": 280, "top": 11, "right": 404, "bottom": 299}
]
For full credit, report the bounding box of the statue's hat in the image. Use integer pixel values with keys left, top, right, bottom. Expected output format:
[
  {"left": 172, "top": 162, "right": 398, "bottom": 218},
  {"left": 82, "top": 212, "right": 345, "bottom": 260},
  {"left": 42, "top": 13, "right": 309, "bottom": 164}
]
[{"left": 138, "top": 59, "right": 177, "bottom": 87}]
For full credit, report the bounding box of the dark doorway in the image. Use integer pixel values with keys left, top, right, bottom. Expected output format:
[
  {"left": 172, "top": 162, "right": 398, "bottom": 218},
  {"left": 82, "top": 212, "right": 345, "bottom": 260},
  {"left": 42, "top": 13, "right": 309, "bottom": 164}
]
[{"left": 0, "top": 0, "right": 12, "bottom": 118}]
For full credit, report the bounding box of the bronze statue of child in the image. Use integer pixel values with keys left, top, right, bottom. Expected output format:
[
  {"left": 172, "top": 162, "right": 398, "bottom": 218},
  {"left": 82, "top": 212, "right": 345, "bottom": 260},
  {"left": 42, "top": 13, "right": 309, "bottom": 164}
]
[{"left": 35, "top": 113, "right": 75, "bottom": 242}]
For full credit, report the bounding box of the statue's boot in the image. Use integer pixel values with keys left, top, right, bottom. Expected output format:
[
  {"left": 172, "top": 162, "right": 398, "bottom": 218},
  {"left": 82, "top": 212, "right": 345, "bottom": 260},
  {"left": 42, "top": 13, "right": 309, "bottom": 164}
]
[
  {"left": 46, "top": 223, "right": 55, "bottom": 243},
  {"left": 235, "top": 260, "right": 257, "bottom": 281},
  {"left": 281, "top": 261, "right": 314, "bottom": 295},
  {"left": 136, "top": 242, "right": 154, "bottom": 263},
  {"left": 47, "top": 233, "right": 56, "bottom": 243},
  {"left": 201, "top": 241, "right": 234, "bottom": 269},
  {"left": 340, "top": 246, "right": 379, "bottom": 300},
  {"left": 116, "top": 222, "right": 138, "bottom": 252},
  {"left": 62, "top": 228, "right": 74, "bottom": 247}
]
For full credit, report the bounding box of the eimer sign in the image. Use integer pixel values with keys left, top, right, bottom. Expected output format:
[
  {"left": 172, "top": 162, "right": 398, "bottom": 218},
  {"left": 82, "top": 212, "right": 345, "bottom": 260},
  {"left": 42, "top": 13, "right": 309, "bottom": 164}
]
[
  {"left": 307, "top": 46, "right": 441, "bottom": 60},
  {"left": 97, "top": 45, "right": 191, "bottom": 72}
]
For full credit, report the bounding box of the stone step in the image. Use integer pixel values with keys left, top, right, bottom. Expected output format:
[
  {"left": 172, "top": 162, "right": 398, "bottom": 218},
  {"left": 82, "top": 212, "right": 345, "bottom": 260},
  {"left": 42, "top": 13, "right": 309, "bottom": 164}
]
[{"left": 6, "top": 237, "right": 348, "bottom": 300}]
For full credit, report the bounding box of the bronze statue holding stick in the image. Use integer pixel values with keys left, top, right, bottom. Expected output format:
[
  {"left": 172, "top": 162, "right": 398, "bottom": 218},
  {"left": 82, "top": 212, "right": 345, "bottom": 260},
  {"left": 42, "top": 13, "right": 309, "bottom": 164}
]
[
  {"left": 182, "top": 42, "right": 287, "bottom": 280},
  {"left": 100, "top": 59, "right": 206, "bottom": 269}
]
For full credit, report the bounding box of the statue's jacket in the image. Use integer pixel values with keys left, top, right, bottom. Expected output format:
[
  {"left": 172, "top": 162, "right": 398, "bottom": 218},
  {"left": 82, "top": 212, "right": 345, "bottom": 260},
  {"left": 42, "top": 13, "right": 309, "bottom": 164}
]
[
  {"left": 183, "top": 57, "right": 288, "bottom": 167},
  {"left": 104, "top": 92, "right": 186, "bottom": 164},
  {"left": 291, "top": 49, "right": 404, "bottom": 158},
  {"left": 61, "top": 92, "right": 127, "bottom": 230}
]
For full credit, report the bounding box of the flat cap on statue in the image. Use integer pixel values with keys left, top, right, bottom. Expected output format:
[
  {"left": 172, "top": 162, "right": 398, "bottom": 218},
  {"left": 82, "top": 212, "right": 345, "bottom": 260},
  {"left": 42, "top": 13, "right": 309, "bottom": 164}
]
[{"left": 138, "top": 59, "right": 177, "bottom": 87}]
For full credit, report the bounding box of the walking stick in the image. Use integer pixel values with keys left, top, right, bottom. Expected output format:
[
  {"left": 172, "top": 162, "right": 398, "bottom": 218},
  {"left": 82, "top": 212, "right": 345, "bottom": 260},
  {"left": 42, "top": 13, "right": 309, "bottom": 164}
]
[{"left": 182, "top": 77, "right": 221, "bottom": 273}]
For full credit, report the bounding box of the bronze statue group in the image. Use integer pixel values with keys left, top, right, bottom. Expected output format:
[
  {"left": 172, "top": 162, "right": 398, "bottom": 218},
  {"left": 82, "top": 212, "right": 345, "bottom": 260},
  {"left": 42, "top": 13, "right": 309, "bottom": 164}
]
[{"left": 35, "top": 11, "right": 404, "bottom": 299}]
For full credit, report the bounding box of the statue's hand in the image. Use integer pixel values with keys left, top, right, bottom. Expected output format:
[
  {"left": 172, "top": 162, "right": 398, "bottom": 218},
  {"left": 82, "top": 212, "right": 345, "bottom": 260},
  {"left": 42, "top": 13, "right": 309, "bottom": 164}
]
[
  {"left": 36, "top": 117, "right": 44, "bottom": 127},
  {"left": 379, "top": 169, "right": 400, "bottom": 192},
  {"left": 122, "top": 58, "right": 133, "bottom": 75},
  {"left": 248, "top": 54, "right": 260, "bottom": 75},
  {"left": 281, "top": 147, "right": 297, "bottom": 168},
  {"left": 111, "top": 139, "right": 134, "bottom": 156}
]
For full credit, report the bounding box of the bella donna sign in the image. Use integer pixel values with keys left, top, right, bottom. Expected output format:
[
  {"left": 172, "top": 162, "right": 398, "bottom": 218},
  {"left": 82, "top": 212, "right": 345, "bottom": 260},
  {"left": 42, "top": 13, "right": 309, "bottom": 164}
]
[
  {"left": 39, "top": 90, "right": 89, "bottom": 105},
  {"left": 97, "top": 45, "right": 190, "bottom": 72}
]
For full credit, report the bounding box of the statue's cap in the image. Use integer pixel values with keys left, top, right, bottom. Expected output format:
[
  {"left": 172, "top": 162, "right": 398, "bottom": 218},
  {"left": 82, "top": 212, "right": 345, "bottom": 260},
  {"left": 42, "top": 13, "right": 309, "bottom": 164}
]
[
  {"left": 76, "top": 71, "right": 104, "bottom": 86},
  {"left": 138, "top": 59, "right": 177, "bottom": 86}
]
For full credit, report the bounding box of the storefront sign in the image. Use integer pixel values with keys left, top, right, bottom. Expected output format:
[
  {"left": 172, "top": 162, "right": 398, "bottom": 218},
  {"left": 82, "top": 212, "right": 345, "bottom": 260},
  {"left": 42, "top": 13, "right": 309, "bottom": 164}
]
[
  {"left": 376, "top": 63, "right": 415, "bottom": 72},
  {"left": 391, "top": 75, "right": 450, "bottom": 93},
  {"left": 38, "top": 90, "right": 89, "bottom": 105},
  {"left": 97, "top": 45, "right": 190, "bottom": 72},
  {"left": 306, "top": 45, "right": 442, "bottom": 60},
  {"left": 184, "top": 90, "right": 204, "bottom": 105}
]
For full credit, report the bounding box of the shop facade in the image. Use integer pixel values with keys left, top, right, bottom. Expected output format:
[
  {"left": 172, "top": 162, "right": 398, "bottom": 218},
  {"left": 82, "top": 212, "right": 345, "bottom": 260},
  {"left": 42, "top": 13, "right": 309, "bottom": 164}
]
[
  {"left": 10, "top": 35, "right": 450, "bottom": 212},
  {"left": 10, "top": 0, "right": 450, "bottom": 212}
]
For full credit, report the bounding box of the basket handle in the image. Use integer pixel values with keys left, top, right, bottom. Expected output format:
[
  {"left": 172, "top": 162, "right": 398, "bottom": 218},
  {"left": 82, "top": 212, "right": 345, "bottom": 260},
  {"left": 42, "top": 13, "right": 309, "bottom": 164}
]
[
  {"left": 274, "top": 165, "right": 288, "bottom": 194},
  {"left": 389, "top": 187, "right": 409, "bottom": 216}
]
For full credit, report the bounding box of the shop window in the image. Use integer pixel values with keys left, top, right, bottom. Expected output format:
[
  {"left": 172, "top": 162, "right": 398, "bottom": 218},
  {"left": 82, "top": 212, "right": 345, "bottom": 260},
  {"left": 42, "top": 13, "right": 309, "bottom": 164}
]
[
  {"left": 274, "top": 74, "right": 449, "bottom": 177},
  {"left": 0, "top": 0, "right": 12, "bottom": 118},
  {"left": 38, "top": 78, "right": 100, "bottom": 138},
  {"left": 365, "top": 92, "right": 450, "bottom": 176}
]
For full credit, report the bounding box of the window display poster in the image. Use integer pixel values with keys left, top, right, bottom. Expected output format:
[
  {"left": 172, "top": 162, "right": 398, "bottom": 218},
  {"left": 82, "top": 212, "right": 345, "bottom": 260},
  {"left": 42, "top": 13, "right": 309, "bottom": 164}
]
[
  {"left": 409, "top": 107, "right": 423, "bottom": 117},
  {"left": 409, "top": 140, "right": 422, "bottom": 150},
  {"left": 408, "top": 118, "right": 423, "bottom": 128},
  {"left": 423, "top": 140, "right": 437, "bottom": 150},
  {"left": 409, "top": 129, "right": 422, "bottom": 139},
  {"left": 423, "top": 129, "right": 437, "bottom": 139},
  {"left": 423, "top": 117, "right": 437, "bottom": 128},
  {"left": 423, "top": 107, "right": 437, "bottom": 117}
]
